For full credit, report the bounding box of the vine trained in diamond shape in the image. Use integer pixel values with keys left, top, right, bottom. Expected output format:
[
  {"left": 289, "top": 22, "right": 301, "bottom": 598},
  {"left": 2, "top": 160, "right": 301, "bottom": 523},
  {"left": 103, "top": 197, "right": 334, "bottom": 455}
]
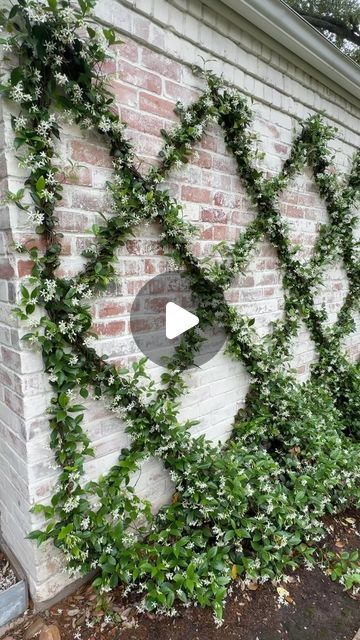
[{"left": 1, "top": 0, "right": 360, "bottom": 623}]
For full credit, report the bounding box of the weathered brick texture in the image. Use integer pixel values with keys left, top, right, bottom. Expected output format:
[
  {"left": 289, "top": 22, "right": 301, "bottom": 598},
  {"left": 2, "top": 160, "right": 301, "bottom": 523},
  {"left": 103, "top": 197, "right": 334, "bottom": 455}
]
[{"left": 0, "top": 0, "right": 359, "bottom": 605}]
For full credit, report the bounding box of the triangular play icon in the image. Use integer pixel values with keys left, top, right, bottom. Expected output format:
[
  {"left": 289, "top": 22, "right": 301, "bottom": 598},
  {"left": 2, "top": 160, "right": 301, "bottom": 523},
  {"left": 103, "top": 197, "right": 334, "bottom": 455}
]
[{"left": 166, "top": 302, "right": 199, "bottom": 340}]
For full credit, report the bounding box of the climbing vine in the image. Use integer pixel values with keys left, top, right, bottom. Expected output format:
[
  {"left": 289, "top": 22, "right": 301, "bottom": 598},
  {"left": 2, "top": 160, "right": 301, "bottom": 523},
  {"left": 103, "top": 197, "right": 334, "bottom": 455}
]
[{"left": 1, "top": 0, "right": 360, "bottom": 624}]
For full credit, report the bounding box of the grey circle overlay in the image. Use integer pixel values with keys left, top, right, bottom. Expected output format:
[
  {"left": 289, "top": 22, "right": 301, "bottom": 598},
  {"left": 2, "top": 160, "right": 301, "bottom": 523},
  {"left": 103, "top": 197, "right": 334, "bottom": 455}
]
[{"left": 130, "top": 271, "right": 226, "bottom": 367}]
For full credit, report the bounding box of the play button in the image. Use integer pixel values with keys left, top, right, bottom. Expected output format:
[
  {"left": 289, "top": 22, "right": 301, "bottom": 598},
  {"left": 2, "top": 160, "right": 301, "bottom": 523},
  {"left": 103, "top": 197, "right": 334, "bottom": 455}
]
[
  {"left": 166, "top": 302, "right": 199, "bottom": 339},
  {"left": 130, "top": 271, "right": 226, "bottom": 367}
]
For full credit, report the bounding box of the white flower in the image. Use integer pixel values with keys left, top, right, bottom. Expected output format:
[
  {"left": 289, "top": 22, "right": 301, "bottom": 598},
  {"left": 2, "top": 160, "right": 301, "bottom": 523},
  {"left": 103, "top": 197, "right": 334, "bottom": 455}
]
[
  {"left": 10, "top": 82, "right": 32, "bottom": 103},
  {"left": 193, "top": 124, "right": 203, "bottom": 138},
  {"left": 40, "top": 188, "right": 55, "bottom": 202},
  {"left": 54, "top": 72, "right": 68, "bottom": 86},
  {"left": 58, "top": 321, "right": 68, "bottom": 334},
  {"left": 98, "top": 116, "right": 112, "bottom": 132},
  {"left": 69, "top": 354, "right": 78, "bottom": 366},
  {"left": 27, "top": 210, "right": 45, "bottom": 226},
  {"left": 36, "top": 121, "right": 51, "bottom": 136},
  {"left": 41, "top": 279, "right": 57, "bottom": 302},
  {"left": 53, "top": 55, "right": 63, "bottom": 67},
  {"left": 44, "top": 41, "right": 56, "bottom": 54},
  {"left": 83, "top": 336, "right": 97, "bottom": 348},
  {"left": 63, "top": 495, "right": 80, "bottom": 513},
  {"left": 14, "top": 115, "right": 27, "bottom": 130}
]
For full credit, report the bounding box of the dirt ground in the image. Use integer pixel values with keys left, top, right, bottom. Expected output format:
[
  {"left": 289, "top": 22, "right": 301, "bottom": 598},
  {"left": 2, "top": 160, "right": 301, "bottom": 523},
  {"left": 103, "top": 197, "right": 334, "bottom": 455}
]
[{"left": 1, "top": 510, "right": 359, "bottom": 640}]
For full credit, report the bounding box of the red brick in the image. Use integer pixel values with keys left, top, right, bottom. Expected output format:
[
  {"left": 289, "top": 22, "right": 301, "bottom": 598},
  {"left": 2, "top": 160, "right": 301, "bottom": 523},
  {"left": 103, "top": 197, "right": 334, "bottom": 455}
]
[
  {"left": 181, "top": 186, "right": 212, "bottom": 204},
  {"left": 286, "top": 205, "right": 304, "bottom": 218},
  {"left": 231, "top": 210, "right": 254, "bottom": 226},
  {"left": 144, "top": 258, "right": 169, "bottom": 274},
  {"left": 213, "top": 191, "right": 242, "bottom": 208},
  {"left": 213, "top": 154, "right": 236, "bottom": 174},
  {"left": 59, "top": 236, "right": 72, "bottom": 255},
  {"left": 213, "top": 225, "right": 236, "bottom": 241},
  {"left": 297, "top": 365, "right": 306, "bottom": 374},
  {"left": 225, "top": 289, "right": 239, "bottom": 303},
  {"left": 144, "top": 296, "right": 171, "bottom": 313},
  {"left": 202, "top": 171, "right": 231, "bottom": 190},
  {"left": 62, "top": 166, "right": 92, "bottom": 187},
  {"left": 121, "top": 107, "right": 163, "bottom": 136},
  {"left": 264, "top": 258, "right": 278, "bottom": 269},
  {"left": 193, "top": 150, "right": 212, "bottom": 169},
  {"left": 191, "top": 241, "right": 201, "bottom": 257},
  {"left": 201, "top": 208, "right": 227, "bottom": 223},
  {"left": 1, "top": 347, "right": 20, "bottom": 371},
  {"left": 126, "top": 239, "right": 163, "bottom": 256},
  {"left": 213, "top": 226, "right": 226, "bottom": 241},
  {"left": 0, "top": 367, "right": 13, "bottom": 388},
  {"left": 120, "top": 60, "right": 161, "bottom": 94},
  {"left": 139, "top": 92, "right": 177, "bottom": 120},
  {"left": 110, "top": 81, "right": 138, "bottom": 107},
  {"left": 0, "top": 260, "right": 14, "bottom": 279},
  {"left": 260, "top": 244, "right": 278, "bottom": 257},
  {"left": 126, "top": 240, "right": 141, "bottom": 255},
  {"left": 71, "top": 141, "right": 113, "bottom": 168},
  {"left": 17, "top": 260, "right": 33, "bottom": 277},
  {"left": 263, "top": 286, "right": 275, "bottom": 297},
  {"left": 98, "top": 300, "right": 129, "bottom": 318},
  {"left": 238, "top": 275, "right": 255, "bottom": 287},
  {"left": 4, "top": 387, "right": 23, "bottom": 415},
  {"left": 164, "top": 81, "right": 199, "bottom": 104},
  {"left": 75, "top": 237, "right": 96, "bottom": 254},
  {"left": 57, "top": 211, "right": 90, "bottom": 233},
  {"left": 127, "top": 132, "right": 163, "bottom": 157},
  {"left": 274, "top": 142, "right": 289, "bottom": 155},
  {"left": 141, "top": 48, "right": 182, "bottom": 81},
  {"left": 131, "top": 317, "right": 163, "bottom": 333},
  {"left": 124, "top": 261, "right": 142, "bottom": 276},
  {"left": 256, "top": 273, "right": 278, "bottom": 286},
  {"left": 71, "top": 189, "right": 106, "bottom": 212},
  {"left": 101, "top": 58, "right": 117, "bottom": 75},
  {"left": 117, "top": 39, "right": 138, "bottom": 62},
  {"left": 266, "top": 122, "right": 281, "bottom": 139},
  {"left": 298, "top": 194, "right": 317, "bottom": 206},
  {"left": 93, "top": 320, "right": 126, "bottom": 336},
  {"left": 283, "top": 193, "right": 299, "bottom": 205},
  {"left": 201, "top": 135, "right": 217, "bottom": 152},
  {"left": 127, "top": 279, "right": 150, "bottom": 295},
  {"left": 200, "top": 226, "right": 213, "bottom": 240},
  {"left": 16, "top": 236, "right": 47, "bottom": 251}
]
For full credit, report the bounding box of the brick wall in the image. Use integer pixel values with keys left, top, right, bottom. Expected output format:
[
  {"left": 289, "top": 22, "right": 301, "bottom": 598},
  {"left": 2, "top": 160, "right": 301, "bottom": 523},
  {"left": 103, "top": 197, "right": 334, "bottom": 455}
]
[{"left": 0, "top": 0, "right": 359, "bottom": 604}]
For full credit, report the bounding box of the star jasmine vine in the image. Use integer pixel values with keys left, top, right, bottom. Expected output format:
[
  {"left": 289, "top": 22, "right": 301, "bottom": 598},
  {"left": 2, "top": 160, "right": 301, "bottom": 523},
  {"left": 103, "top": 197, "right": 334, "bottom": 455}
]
[{"left": 0, "top": 0, "right": 359, "bottom": 625}]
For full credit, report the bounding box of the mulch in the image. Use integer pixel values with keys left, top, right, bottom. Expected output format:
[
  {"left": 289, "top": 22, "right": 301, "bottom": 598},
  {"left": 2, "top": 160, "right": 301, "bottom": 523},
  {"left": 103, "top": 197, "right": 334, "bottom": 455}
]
[{"left": 0, "top": 551, "right": 18, "bottom": 594}]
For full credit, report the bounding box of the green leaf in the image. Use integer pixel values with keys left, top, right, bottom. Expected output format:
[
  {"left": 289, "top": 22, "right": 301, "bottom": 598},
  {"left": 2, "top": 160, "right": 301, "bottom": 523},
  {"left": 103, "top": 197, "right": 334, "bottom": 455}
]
[
  {"left": 58, "top": 393, "right": 69, "bottom": 409},
  {"left": 36, "top": 175, "right": 45, "bottom": 192}
]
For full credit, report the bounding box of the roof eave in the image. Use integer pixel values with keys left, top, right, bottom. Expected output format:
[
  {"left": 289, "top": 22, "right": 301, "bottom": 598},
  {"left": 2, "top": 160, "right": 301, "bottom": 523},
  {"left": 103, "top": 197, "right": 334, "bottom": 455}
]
[{"left": 219, "top": 0, "right": 360, "bottom": 101}]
